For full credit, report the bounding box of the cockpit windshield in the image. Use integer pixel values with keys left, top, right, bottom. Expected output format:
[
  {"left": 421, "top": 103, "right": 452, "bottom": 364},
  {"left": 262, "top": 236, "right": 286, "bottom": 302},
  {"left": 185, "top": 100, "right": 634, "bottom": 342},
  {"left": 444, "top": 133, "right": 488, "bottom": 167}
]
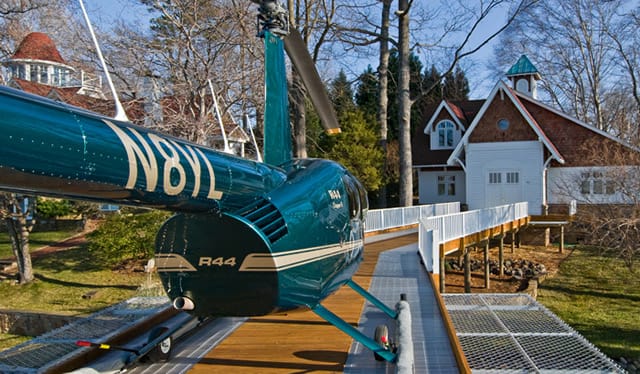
[{"left": 342, "top": 174, "right": 368, "bottom": 220}]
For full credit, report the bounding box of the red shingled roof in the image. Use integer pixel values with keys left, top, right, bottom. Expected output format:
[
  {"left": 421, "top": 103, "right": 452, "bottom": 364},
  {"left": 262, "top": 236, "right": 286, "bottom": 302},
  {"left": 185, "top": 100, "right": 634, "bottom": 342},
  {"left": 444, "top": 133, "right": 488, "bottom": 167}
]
[{"left": 12, "top": 32, "right": 66, "bottom": 64}]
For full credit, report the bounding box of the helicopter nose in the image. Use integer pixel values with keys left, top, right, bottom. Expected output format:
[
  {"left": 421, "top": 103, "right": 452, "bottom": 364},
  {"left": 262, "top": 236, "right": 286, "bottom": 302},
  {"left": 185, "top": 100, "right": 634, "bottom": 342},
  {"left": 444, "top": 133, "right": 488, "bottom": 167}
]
[{"left": 173, "top": 296, "right": 195, "bottom": 311}]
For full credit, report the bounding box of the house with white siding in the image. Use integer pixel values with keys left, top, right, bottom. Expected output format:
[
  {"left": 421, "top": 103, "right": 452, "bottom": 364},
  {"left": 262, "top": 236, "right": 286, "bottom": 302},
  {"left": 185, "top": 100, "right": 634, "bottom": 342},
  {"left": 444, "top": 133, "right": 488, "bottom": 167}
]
[{"left": 412, "top": 55, "right": 639, "bottom": 215}]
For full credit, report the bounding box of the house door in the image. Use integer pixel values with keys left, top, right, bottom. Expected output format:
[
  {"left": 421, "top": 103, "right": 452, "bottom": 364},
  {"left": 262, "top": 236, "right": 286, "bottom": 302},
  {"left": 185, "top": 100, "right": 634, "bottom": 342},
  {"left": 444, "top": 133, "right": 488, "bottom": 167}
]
[{"left": 486, "top": 170, "right": 523, "bottom": 207}]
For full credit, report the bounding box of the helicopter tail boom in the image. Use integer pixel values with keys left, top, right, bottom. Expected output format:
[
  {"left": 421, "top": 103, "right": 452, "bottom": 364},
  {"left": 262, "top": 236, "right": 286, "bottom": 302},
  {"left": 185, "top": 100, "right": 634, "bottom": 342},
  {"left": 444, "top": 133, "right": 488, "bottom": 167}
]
[{"left": 0, "top": 86, "right": 286, "bottom": 212}]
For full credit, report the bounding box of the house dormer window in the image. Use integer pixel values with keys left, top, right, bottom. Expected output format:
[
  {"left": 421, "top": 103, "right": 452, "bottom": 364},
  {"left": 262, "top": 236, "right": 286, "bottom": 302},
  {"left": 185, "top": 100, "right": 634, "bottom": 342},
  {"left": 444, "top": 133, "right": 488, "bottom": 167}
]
[{"left": 431, "top": 120, "right": 460, "bottom": 150}]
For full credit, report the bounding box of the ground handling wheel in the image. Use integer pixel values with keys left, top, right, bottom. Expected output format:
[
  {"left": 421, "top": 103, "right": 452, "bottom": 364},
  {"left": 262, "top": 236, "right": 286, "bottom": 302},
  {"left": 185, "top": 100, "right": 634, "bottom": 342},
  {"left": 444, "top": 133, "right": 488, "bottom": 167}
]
[
  {"left": 373, "top": 324, "right": 391, "bottom": 361},
  {"left": 146, "top": 326, "right": 172, "bottom": 362}
]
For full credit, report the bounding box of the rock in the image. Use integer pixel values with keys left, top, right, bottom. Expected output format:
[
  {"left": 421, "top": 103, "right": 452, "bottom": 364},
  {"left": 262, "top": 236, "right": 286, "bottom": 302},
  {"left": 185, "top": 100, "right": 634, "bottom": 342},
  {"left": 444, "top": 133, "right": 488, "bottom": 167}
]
[{"left": 512, "top": 268, "right": 524, "bottom": 280}]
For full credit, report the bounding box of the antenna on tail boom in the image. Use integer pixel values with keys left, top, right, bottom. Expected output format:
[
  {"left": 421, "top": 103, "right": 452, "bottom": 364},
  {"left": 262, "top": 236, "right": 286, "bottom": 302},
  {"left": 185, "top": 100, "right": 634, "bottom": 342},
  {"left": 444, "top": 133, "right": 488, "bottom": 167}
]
[
  {"left": 78, "top": 0, "right": 129, "bottom": 122},
  {"left": 208, "top": 80, "right": 231, "bottom": 153}
]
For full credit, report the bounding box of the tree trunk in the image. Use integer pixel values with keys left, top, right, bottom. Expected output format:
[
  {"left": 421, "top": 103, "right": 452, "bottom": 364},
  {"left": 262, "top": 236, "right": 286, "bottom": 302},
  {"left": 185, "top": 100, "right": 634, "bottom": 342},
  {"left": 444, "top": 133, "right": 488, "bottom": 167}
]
[
  {"left": 376, "top": 0, "right": 391, "bottom": 208},
  {"left": 6, "top": 216, "right": 34, "bottom": 284},
  {"left": 464, "top": 247, "right": 471, "bottom": 293},
  {"left": 397, "top": 0, "right": 413, "bottom": 207},
  {"left": 291, "top": 69, "right": 307, "bottom": 158},
  {"left": 2, "top": 194, "right": 35, "bottom": 284}
]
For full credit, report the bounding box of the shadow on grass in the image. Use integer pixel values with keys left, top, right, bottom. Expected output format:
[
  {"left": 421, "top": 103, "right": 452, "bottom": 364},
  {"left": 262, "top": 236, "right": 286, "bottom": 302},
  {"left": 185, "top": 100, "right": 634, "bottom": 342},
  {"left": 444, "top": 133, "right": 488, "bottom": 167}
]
[
  {"left": 33, "top": 244, "right": 108, "bottom": 272},
  {"left": 540, "top": 284, "right": 640, "bottom": 303},
  {"left": 575, "top": 324, "right": 640, "bottom": 359},
  {"left": 33, "top": 273, "right": 138, "bottom": 290}
]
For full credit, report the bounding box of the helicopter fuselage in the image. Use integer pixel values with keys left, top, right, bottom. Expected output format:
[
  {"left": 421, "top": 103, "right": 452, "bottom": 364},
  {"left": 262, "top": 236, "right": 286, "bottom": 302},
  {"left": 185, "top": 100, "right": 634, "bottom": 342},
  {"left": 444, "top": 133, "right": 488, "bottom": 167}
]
[{"left": 0, "top": 86, "right": 367, "bottom": 316}]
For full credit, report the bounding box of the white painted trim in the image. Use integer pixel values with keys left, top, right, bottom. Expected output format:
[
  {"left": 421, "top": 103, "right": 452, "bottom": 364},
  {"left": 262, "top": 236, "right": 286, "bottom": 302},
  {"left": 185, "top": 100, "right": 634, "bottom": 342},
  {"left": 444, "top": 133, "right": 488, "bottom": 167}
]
[
  {"left": 446, "top": 81, "right": 565, "bottom": 166},
  {"left": 423, "top": 101, "right": 467, "bottom": 134},
  {"left": 8, "top": 58, "right": 76, "bottom": 72},
  {"left": 238, "top": 240, "right": 363, "bottom": 272},
  {"left": 513, "top": 90, "right": 640, "bottom": 152}
]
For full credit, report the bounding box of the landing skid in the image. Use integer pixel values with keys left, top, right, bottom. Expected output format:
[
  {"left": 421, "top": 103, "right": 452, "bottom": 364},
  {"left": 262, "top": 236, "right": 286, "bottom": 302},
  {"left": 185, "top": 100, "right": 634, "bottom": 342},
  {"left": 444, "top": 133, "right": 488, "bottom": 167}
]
[{"left": 310, "top": 279, "right": 405, "bottom": 363}]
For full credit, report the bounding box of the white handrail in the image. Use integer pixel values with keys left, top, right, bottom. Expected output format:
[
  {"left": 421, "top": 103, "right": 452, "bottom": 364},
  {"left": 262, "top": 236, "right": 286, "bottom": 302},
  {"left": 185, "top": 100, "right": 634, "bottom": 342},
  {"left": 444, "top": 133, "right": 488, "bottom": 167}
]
[
  {"left": 364, "top": 202, "right": 459, "bottom": 233},
  {"left": 418, "top": 202, "right": 529, "bottom": 274}
]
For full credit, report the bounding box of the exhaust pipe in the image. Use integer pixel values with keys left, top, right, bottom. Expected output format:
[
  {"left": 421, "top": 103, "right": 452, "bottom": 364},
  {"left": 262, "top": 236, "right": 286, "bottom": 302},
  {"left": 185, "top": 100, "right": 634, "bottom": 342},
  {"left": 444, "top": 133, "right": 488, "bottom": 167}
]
[{"left": 173, "top": 296, "right": 195, "bottom": 311}]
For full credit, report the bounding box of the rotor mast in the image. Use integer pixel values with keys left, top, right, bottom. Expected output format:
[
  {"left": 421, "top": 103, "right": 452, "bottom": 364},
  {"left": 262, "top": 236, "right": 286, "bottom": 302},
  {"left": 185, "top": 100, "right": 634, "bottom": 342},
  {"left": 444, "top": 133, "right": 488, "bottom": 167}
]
[{"left": 253, "top": 0, "right": 293, "bottom": 166}]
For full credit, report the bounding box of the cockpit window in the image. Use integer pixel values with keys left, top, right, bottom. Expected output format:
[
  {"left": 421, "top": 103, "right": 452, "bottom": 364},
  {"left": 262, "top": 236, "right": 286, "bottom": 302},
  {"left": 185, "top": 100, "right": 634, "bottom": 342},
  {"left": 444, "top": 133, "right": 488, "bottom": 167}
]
[
  {"left": 343, "top": 174, "right": 368, "bottom": 220},
  {"left": 356, "top": 179, "right": 368, "bottom": 216}
]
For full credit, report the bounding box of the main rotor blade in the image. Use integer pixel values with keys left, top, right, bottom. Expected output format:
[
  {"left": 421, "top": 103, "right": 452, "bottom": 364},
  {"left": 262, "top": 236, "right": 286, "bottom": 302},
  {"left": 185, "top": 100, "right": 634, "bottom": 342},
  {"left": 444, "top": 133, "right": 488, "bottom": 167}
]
[{"left": 283, "top": 28, "right": 341, "bottom": 135}]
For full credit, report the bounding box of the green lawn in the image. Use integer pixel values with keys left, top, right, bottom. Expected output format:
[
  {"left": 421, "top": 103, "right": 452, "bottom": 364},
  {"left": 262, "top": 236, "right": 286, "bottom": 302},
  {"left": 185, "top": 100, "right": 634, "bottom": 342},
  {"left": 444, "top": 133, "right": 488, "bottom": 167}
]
[
  {"left": 0, "top": 240, "right": 162, "bottom": 351},
  {"left": 0, "top": 229, "right": 80, "bottom": 259},
  {"left": 538, "top": 246, "right": 640, "bottom": 360},
  {"left": 0, "top": 242, "right": 161, "bottom": 314}
]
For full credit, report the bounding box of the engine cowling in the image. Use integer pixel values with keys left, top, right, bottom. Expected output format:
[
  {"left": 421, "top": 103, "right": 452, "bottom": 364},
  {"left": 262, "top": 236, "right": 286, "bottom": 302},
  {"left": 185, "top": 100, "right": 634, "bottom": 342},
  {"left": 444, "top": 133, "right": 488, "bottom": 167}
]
[{"left": 155, "top": 213, "right": 282, "bottom": 316}]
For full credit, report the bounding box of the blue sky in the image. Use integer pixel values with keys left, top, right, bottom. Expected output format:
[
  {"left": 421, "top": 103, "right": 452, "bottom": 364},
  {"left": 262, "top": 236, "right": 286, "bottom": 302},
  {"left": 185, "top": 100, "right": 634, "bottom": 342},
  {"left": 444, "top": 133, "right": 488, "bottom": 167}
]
[{"left": 84, "top": 0, "right": 505, "bottom": 99}]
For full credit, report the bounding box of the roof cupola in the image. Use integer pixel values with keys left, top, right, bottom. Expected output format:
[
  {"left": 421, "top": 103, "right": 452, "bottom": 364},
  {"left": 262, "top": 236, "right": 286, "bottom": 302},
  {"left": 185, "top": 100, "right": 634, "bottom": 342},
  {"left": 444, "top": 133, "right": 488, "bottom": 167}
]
[{"left": 506, "top": 55, "right": 541, "bottom": 99}]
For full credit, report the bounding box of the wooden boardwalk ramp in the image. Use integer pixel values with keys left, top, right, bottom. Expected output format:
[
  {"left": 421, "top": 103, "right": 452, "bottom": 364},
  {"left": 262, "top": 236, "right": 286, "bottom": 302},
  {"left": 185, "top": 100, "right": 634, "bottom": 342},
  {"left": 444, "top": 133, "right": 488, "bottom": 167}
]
[{"left": 188, "top": 233, "right": 420, "bottom": 374}]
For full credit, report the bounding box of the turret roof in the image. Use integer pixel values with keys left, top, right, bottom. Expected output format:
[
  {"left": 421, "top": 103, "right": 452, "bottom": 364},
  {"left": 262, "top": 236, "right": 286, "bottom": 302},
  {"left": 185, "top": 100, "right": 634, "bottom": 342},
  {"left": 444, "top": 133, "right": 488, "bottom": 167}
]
[
  {"left": 506, "top": 55, "right": 539, "bottom": 77},
  {"left": 11, "top": 32, "right": 66, "bottom": 64}
]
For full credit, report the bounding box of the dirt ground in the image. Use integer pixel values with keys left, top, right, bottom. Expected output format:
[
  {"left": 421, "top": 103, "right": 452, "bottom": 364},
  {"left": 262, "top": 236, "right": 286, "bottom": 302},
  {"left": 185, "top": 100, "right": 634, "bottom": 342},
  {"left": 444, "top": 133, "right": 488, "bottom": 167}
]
[{"left": 441, "top": 244, "right": 571, "bottom": 294}]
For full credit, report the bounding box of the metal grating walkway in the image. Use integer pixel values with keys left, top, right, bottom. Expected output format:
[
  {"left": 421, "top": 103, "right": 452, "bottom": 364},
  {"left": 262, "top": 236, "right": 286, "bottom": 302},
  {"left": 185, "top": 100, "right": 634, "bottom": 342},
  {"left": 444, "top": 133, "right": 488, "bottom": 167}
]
[
  {"left": 0, "top": 297, "right": 171, "bottom": 373},
  {"left": 442, "top": 294, "right": 625, "bottom": 373},
  {"left": 344, "top": 237, "right": 459, "bottom": 373}
]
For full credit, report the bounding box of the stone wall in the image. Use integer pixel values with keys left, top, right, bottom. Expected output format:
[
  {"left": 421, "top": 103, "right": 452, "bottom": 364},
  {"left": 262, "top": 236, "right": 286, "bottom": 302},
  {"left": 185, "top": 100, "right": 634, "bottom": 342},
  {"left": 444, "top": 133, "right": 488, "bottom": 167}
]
[{"left": 0, "top": 310, "right": 82, "bottom": 336}]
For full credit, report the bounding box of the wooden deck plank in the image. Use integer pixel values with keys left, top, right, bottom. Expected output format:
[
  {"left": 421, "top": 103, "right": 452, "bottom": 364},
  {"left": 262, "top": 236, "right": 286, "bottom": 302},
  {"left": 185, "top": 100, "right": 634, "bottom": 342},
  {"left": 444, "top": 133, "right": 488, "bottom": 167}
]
[{"left": 188, "top": 233, "right": 418, "bottom": 373}]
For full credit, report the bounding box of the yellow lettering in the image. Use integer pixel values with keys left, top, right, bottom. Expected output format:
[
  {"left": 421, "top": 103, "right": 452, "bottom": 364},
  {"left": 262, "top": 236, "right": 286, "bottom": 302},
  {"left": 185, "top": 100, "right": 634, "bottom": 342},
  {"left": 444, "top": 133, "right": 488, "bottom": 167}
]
[
  {"left": 170, "top": 140, "right": 201, "bottom": 197},
  {"left": 103, "top": 120, "right": 158, "bottom": 191},
  {"left": 195, "top": 148, "right": 223, "bottom": 199},
  {"left": 148, "top": 134, "right": 186, "bottom": 196},
  {"left": 198, "top": 257, "right": 212, "bottom": 266}
]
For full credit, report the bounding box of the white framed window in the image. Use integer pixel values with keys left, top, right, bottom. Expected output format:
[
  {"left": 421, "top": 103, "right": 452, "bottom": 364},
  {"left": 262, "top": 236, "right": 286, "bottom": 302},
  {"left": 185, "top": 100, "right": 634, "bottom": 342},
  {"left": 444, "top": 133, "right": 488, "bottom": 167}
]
[
  {"left": 437, "top": 175, "right": 456, "bottom": 196},
  {"left": 40, "top": 65, "right": 49, "bottom": 84},
  {"left": 506, "top": 172, "right": 519, "bottom": 184},
  {"left": 489, "top": 172, "right": 501, "bottom": 184},
  {"left": 580, "top": 171, "right": 614, "bottom": 195},
  {"left": 437, "top": 120, "right": 455, "bottom": 148},
  {"left": 30, "top": 64, "right": 38, "bottom": 82}
]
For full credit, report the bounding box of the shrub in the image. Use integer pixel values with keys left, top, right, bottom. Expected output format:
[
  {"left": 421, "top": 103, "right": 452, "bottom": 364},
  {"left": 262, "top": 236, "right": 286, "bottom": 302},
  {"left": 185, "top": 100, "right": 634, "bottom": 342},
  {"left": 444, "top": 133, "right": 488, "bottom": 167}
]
[
  {"left": 87, "top": 210, "right": 171, "bottom": 266},
  {"left": 36, "top": 198, "right": 73, "bottom": 219}
]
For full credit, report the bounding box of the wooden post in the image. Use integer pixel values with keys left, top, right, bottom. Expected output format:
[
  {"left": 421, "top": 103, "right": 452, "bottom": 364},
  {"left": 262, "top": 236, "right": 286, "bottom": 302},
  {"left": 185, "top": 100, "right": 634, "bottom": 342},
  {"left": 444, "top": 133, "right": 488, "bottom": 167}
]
[
  {"left": 439, "top": 249, "right": 446, "bottom": 294},
  {"left": 499, "top": 234, "right": 504, "bottom": 277},
  {"left": 484, "top": 241, "right": 490, "bottom": 289},
  {"left": 510, "top": 230, "right": 515, "bottom": 253},
  {"left": 559, "top": 225, "right": 565, "bottom": 254},
  {"left": 464, "top": 247, "right": 471, "bottom": 293}
]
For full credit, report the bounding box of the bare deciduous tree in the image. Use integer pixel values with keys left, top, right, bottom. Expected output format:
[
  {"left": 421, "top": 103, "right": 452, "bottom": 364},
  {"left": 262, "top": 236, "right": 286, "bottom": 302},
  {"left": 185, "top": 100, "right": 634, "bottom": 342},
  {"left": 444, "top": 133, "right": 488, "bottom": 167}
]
[
  {"left": 0, "top": 194, "right": 36, "bottom": 284},
  {"left": 335, "top": 0, "right": 538, "bottom": 206},
  {"left": 493, "top": 0, "right": 639, "bottom": 140},
  {"left": 103, "top": 0, "right": 265, "bottom": 148},
  {"left": 552, "top": 137, "right": 640, "bottom": 271},
  {"left": 286, "top": 0, "right": 337, "bottom": 158},
  {"left": 0, "top": 0, "right": 76, "bottom": 285}
]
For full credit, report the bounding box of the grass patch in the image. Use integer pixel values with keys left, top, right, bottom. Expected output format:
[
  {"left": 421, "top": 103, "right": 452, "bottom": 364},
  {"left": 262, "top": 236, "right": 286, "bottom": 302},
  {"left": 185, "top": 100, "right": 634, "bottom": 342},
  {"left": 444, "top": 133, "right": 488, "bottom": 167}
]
[
  {"left": 0, "top": 242, "right": 160, "bottom": 314},
  {"left": 0, "top": 334, "right": 31, "bottom": 351},
  {"left": 0, "top": 229, "right": 80, "bottom": 259},
  {"left": 538, "top": 246, "right": 640, "bottom": 359},
  {"left": 0, "top": 239, "right": 163, "bottom": 351}
]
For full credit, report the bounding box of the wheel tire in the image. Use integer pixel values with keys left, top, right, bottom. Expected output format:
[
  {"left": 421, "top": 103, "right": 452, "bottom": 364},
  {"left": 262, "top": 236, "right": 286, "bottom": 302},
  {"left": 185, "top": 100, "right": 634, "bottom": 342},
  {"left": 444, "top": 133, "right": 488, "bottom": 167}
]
[
  {"left": 373, "top": 324, "right": 389, "bottom": 361},
  {"left": 147, "top": 326, "right": 172, "bottom": 363}
]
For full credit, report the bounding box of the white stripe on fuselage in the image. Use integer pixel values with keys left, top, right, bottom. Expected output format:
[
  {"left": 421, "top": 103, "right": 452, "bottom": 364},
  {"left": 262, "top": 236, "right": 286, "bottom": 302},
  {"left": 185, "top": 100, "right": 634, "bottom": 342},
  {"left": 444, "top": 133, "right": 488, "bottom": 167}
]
[{"left": 238, "top": 240, "right": 363, "bottom": 272}]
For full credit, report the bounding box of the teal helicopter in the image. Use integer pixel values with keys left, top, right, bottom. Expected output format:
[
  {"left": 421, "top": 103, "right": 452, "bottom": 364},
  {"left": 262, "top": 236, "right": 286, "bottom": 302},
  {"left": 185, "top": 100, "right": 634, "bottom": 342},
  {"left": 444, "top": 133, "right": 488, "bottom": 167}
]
[{"left": 0, "top": 0, "right": 401, "bottom": 363}]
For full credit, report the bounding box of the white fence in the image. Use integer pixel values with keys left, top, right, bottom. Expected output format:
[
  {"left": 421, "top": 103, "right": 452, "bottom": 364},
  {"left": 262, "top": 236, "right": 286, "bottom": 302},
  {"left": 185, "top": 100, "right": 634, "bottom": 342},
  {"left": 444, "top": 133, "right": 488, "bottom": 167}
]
[
  {"left": 364, "top": 202, "right": 460, "bottom": 233},
  {"left": 418, "top": 202, "right": 529, "bottom": 274}
]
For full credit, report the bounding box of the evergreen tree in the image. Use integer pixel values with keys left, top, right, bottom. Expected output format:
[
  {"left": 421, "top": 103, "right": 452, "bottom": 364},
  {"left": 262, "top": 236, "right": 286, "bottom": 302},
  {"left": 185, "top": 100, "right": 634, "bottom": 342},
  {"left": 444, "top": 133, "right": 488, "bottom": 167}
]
[
  {"left": 422, "top": 65, "right": 443, "bottom": 104},
  {"left": 327, "top": 110, "right": 384, "bottom": 192},
  {"left": 308, "top": 71, "right": 384, "bottom": 193},
  {"left": 355, "top": 65, "right": 378, "bottom": 120},
  {"left": 442, "top": 65, "right": 470, "bottom": 101},
  {"left": 415, "top": 64, "right": 444, "bottom": 122},
  {"left": 330, "top": 70, "right": 356, "bottom": 115}
]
